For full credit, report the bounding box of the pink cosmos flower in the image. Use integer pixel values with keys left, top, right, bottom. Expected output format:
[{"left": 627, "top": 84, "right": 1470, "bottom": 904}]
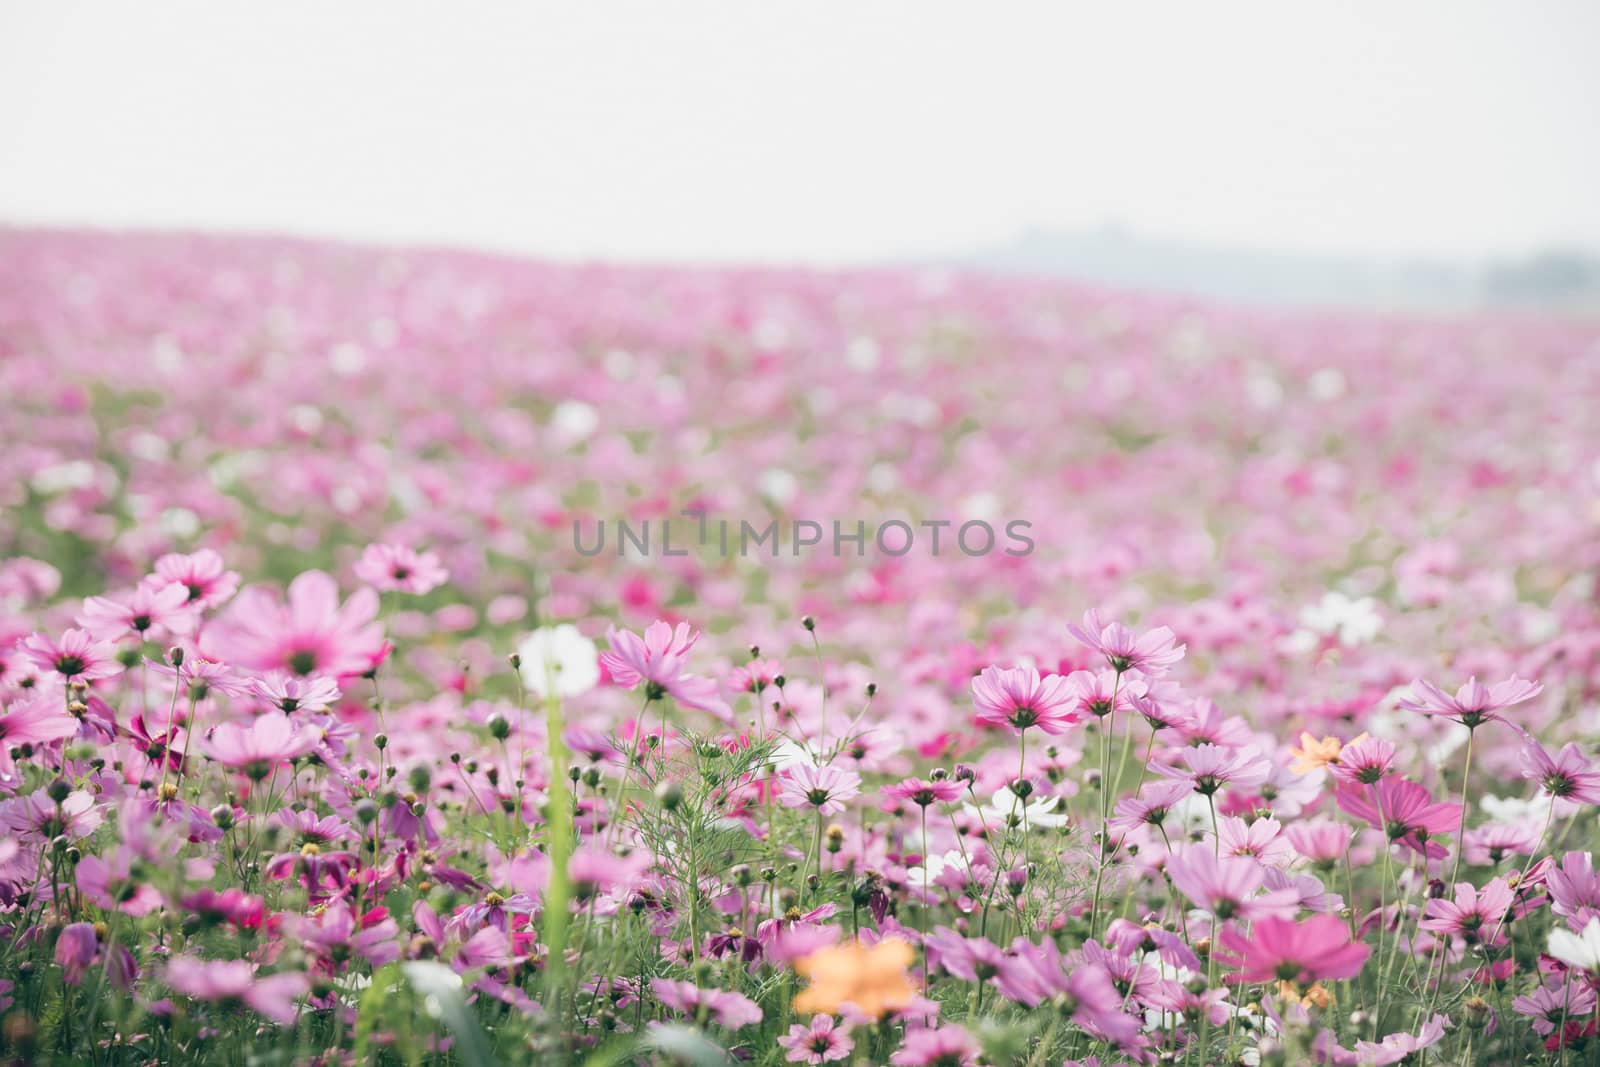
[
  {"left": 992, "top": 945, "right": 1140, "bottom": 1049},
  {"left": 1462, "top": 821, "right": 1540, "bottom": 866},
  {"left": 1106, "top": 780, "right": 1192, "bottom": 837},
  {"left": 1398, "top": 675, "right": 1543, "bottom": 728},
  {"left": 154, "top": 549, "right": 240, "bottom": 609},
  {"left": 1166, "top": 850, "right": 1300, "bottom": 921},
  {"left": 1515, "top": 982, "right": 1599, "bottom": 1036},
  {"left": 889, "top": 1024, "right": 981, "bottom": 1067},
  {"left": 78, "top": 580, "right": 193, "bottom": 641},
  {"left": 601, "top": 621, "right": 732, "bottom": 719},
  {"left": 1067, "top": 609, "right": 1185, "bottom": 676},
  {"left": 0, "top": 694, "right": 79, "bottom": 750},
  {"left": 1328, "top": 734, "right": 1396, "bottom": 786},
  {"left": 568, "top": 844, "right": 653, "bottom": 900},
  {"left": 54, "top": 922, "right": 101, "bottom": 986},
  {"left": 248, "top": 673, "right": 342, "bottom": 714},
  {"left": 1212, "top": 914, "right": 1370, "bottom": 983},
  {"left": 1285, "top": 820, "right": 1354, "bottom": 865},
  {"left": 779, "top": 764, "right": 863, "bottom": 817},
  {"left": 21, "top": 628, "right": 124, "bottom": 682},
  {"left": 1520, "top": 739, "right": 1600, "bottom": 805},
  {"left": 970, "top": 665, "right": 1079, "bottom": 734},
  {"left": 778, "top": 1015, "right": 853, "bottom": 1064},
  {"left": 650, "top": 978, "right": 763, "bottom": 1029},
  {"left": 1350, "top": 1014, "right": 1449, "bottom": 1065},
  {"left": 149, "top": 655, "right": 249, "bottom": 698},
  {"left": 214, "top": 571, "right": 386, "bottom": 679},
  {"left": 1546, "top": 852, "right": 1600, "bottom": 927},
  {"left": 1216, "top": 814, "right": 1293, "bottom": 866},
  {"left": 162, "top": 956, "right": 309, "bottom": 1026},
  {"left": 1153, "top": 743, "right": 1271, "bottom": 796},
  {"left": 353, "top": 543, "right": 449, "bottom": 595},
  {"left": 205, "top": 712, "right": 316, "bottom": 779},
  {"left": 1419, "top": 876, "right": 1515, "bottom": 947},
  {"left": 0, "top": 788, "right": 102, "bottom": 841}
]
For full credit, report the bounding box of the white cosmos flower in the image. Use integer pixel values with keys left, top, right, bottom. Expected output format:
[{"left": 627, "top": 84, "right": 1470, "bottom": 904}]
[
  {"left": 1549, "top": 918, "right": 1600, "bottom": 973},
  {"left": 766, "top": 739, "right": 819, "bottom": 771},
  {"left": 517, "top": 625, "right": 599, "bottom": 699},
  {"left": 964, "top": 787, "right": 1069, "bottom": 830},
  {"left": 907, "top": 849, "right": 966, "bottom": 891},
  {"left": 1297, "top": 592, "right": 1382, "bottom": 648}
]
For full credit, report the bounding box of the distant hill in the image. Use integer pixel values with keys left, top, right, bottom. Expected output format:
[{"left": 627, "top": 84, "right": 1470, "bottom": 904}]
[{"left": 956, "top": 226, "right": 1600, "bottom": 310}]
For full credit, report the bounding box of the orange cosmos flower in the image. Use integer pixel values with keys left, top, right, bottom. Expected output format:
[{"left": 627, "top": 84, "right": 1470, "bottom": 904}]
[
  {"left": 792, "top": 937, "right": 918, "bottom": 1017},
  {"left": 1289, "top": 732, "right": 1366, "bottom": 774}
]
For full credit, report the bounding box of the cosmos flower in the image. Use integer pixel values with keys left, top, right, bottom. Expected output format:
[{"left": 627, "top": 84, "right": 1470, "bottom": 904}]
[
  {"left": 153, "top": 549, "right": 240, "bottom": 609},
  {"left": 1419, "top": 876, "right": 1515, "bottom": 947},
  {"left": 214, "top": 571, "right": 387, "bottom": 679},
  {"left": 1212, "top": 914, "right": 1370, "bottom": 983},
  {"left": 1289, "top": 731, "right": 1362, "bottom": 775},
  {"left": 888, "top": 1024, "right": 981, "bottom": 1067},
  {"left": 21, "top": 628, "right": 125, "bottom": 682},
  {"left": 882, "top": 777, "right": 965, "bottom": 809},
  {"left": 517, "top": 624, "right": 600, "bottom": 699},
  {"left": 248, "top": 672, "right": 342, "bottom": 714},
  {"left": 205, "top": 712, "right": 316, "bottom": 779},
  {"left": 353, "top": 543, "right": 449, "bottom": 595},
  {"left": 970, "top": 665, "right": 1079, "bottom": 734},
  {"left": 1153, "top": 743, "right": 1272, "bottom": 796},
  {"left": 78, "top": 580, "right": 194, "bottom": 641},
  {"left": 1548, "top": 917, "right": 1600, "bottom": 973},
  {"left": 1520, "top": 739, "right": 1600, "bottom": 805},
  {"left": 162, "top": 957, "right": 309, "bottom": 1026},
  {"left": 0, "top": 694, "right": 79, "bottom": 750},
  {"left": 1166, "top": 851, "right": 1299, "bottom": 921},
  {"left": 792, "top": 938, "right": 918, "bottom": 1018},
  {"left": 1398, "top": 675, "right": 1543, "bottom": 728},
  {"left": 963, "top": 786, "right": 1069, "bottom": 831},
  {"left": 1335, "top": 778, "right": 1462, "bottom": 856},
  {"left": 778, "top": 1014, "right": 853, "bottom": 1064},
  {"left": 601, "top": 621, "right": 731, "bottom": 719},
  {"left": 1067, "top": 609, "right": 1186, "bottom": 676},
  {"left": 779, "top": 764, "right": 863, "bottom": 817},
  {"left": 651, "top": 978, "right": 763, "bottom": 1029}
]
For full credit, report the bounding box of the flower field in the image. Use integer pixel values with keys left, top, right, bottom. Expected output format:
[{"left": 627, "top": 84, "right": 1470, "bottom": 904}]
[{"left": 3, "top": 227, "right": 1600, "bottom": 1065}]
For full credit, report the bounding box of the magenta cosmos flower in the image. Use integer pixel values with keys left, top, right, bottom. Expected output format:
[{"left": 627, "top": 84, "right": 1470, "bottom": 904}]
[
  {"left": 779, "top": 764, "right": 863, "bottom": 817},
  {"left": 1398, "top": 675, "right": 1542, "bottom": 728},
  {"left": 601, "top": 621, "right": 731, "bottom": 718},
  {"left": 882, "top": 777, "right": 964, "bottom": 809},
  {"left": 970, "top": 665, "right": 1079, "bottom": 734},
  {"left": 214, "top": 571, "right": 387, "bottom": 678},
  {"left": 21, "top": 628, "right": 124, "bottom": 682},
  {"left": 1335, "top": 778, "right": 1462, "bottom": 856},
  {"left": 353, "top": 542, "right": 449, "bottom": 595},
  {"left": 205, "top": 712, "right": 316, "bottom": 780},
  {"left": 1067, "top": 609, "right": 1186, "bottom": 676},
  {"left": 1213, "top": 914, "right": 1370, "bottom": 983}
]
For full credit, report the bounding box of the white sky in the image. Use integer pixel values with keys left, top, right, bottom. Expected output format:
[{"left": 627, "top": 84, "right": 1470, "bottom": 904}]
[{"left": 2, "top": 2, "right": 1598, "bottom": 265}]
